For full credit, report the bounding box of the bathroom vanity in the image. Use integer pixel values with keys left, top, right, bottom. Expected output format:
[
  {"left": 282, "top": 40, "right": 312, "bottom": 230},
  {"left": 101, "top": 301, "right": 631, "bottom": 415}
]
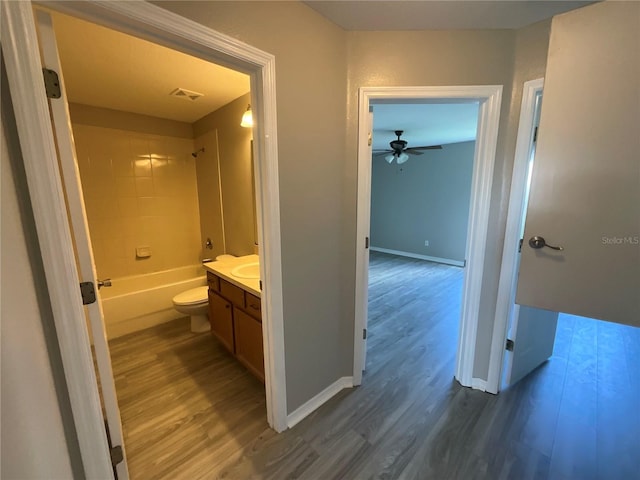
[{"left": 203, "top": 256, "right": 264, "bottom": 382}]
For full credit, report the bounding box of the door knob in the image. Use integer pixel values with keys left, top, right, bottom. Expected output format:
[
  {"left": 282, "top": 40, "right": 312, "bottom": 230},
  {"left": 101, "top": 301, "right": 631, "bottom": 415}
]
[
  {"left": 97, "top": 278, "right": 112, "bottom": 289},
  {"left": 528, "top": 236, "right": 564, "bottom": 251}
]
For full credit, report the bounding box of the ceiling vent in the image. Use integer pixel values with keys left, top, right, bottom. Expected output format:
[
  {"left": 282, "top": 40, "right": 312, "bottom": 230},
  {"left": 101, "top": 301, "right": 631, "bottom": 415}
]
[{"left": 169, "top": 88, "right": 204, "bottom": 101}]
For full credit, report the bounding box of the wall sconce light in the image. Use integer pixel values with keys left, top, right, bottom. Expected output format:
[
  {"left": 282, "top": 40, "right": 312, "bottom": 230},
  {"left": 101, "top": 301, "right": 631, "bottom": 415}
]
[{"left": 240, "top": 104, "right": 253, "bottom": 128}]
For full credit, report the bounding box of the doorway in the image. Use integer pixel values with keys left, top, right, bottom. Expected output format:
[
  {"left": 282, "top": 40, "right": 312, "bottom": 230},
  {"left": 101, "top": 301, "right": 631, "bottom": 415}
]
[
  {"left": 41, "top": 8, "right": 269, "bottom": 477},
  {"left": 365, "top": 102, "right": 478, "bottom": 374},
  {"left": 354, "top": 86, "right": 503, "bottom": 388},
  {"left": 2, "top": 1, "right": 286, "bottom": 476}
]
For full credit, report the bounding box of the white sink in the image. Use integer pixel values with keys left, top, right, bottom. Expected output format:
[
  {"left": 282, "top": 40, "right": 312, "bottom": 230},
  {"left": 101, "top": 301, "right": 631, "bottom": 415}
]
[{"left": 231, "top": 262, "right": 260, "bottom": 279}]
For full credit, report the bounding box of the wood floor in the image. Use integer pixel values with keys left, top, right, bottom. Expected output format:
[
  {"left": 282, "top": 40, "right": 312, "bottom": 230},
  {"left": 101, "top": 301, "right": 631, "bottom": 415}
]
[{"left": 109, "top": 251, "right": 640, "bottom": 479}]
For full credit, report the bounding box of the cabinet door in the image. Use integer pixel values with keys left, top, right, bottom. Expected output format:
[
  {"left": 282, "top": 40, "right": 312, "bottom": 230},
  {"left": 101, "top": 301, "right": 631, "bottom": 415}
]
[
  {"left": 234, "top": 309, "right": 265, "bottom": 382},
  {"left": 208, "top": 291, "right": 235, "bottom": 353}
]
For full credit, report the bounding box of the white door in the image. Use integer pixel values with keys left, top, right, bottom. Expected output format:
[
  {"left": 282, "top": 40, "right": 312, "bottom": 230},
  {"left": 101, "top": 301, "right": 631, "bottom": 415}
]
[
  {"left": 35, "top": 10, "right": 129, "bottom": 478},
  {"left": 504, "top": 87, "right": 559, "bottom": 386},
  {"left": 516, "top": 1, "right": 640, "bottom": 325}
]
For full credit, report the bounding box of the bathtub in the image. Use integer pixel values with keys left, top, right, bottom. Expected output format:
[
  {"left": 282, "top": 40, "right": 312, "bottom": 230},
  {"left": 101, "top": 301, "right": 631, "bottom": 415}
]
[{"left": 100, "top": 265, "right": 207, "bottom": 339}]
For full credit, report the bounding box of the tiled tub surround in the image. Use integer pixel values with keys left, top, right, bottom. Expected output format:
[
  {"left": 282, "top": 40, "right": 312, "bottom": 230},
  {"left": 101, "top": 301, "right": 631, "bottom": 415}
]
[{"left": 72, "top": 123, "right": 202, "bottom": 279}]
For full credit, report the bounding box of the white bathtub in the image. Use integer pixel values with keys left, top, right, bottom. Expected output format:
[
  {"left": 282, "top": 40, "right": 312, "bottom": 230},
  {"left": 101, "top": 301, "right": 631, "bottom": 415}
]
[{"left": 100, "top": 265, "right": 207, "bottom": 339}]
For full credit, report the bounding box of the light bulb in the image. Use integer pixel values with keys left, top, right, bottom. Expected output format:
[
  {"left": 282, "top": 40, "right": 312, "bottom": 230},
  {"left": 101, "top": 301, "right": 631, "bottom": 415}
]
[
  {"left": 384, "top": 154, "right": 395, "bottom": 164},
  {"left": 240, "top": 104, "right": 253, "bottom": 128},
  {"left": 397, "top": 152, "right": 409, "bottom": 164}
]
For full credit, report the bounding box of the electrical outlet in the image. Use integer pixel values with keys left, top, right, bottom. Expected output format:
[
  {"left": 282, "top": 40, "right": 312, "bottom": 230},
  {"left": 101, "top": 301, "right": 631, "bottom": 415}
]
[{"left": 424, "top": 240, "right": 429, "bottom": 247}]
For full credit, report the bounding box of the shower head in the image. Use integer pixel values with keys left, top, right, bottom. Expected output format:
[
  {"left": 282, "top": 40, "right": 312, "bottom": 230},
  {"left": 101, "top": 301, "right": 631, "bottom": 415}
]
[{"left": 192, "top": 147, "right": 205, "bottom": 158}]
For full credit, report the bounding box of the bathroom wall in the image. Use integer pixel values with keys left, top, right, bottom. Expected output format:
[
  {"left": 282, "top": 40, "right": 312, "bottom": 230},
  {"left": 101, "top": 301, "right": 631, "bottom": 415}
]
[
  {"left": 193, "top": 92, "right": 255, "bottom": 257},
  {"left": 70, "top": 104, "right": 202, "bottom": 279}
]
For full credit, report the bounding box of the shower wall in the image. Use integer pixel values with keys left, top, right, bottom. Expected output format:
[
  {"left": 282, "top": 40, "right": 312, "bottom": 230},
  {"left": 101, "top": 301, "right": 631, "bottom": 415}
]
[{"left": 70, "top": 104, "right": 202, "bottom": 279}]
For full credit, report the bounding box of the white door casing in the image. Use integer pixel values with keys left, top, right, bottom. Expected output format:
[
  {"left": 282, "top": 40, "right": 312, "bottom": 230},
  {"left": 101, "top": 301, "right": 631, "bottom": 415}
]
[
  {"left": 3, "top": 1, "right": 286, "bottom": 475},
  {"left": 35, "top": 10, "right": 130, "bottom": 478},
  {"left": 516, "top": 1, "right": 640, "bottom": 325},
  {"left": 354, "top": 86, "right": 503, "bottom": 389},
  {"left": 1, "top": 2, "right": 114, "bottom": 476},
  {"left": 354, "top": 110, "right": 374, "bottom": 384}
]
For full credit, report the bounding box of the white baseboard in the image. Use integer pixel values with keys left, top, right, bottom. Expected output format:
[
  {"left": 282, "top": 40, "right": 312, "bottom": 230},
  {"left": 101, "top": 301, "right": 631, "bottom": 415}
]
[
  {"left": 286, "top": 376, "right": 353, "bottom": 429},
  {"left": 471, "top": 378, "right": 488, "bottom": 392},
  {"left": 370, "top": 246, "right": 465, "bottom": 267}
]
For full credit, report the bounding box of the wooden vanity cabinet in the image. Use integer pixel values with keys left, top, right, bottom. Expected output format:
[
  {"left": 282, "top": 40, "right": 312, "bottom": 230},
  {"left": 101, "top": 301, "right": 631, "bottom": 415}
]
[
  {"left": 208, "top": 290, "right": 234, "bottom": 354},
  {"left": 207, "top": 271, "right": 264, "bottom": 382},
  {"left": 234, "top": 309, "right": 264, "bottom": 382}
]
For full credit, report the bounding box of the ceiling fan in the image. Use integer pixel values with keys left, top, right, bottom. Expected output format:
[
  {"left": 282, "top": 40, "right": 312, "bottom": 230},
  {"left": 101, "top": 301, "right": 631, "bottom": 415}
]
[{"left": 373, "top": 130, "right": 442, "bottom": 164}]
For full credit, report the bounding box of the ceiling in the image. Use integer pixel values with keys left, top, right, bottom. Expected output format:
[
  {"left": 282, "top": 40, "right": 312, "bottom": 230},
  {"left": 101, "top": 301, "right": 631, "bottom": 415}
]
[
  {"left": 372, "top": 103, "right": 479, "bottom": 151},
  {"left": 303, "top": 1, "right": 595, "bottom": 30},
  {"left": 49, "top": 11, "right": 250, "bottom": 123}
]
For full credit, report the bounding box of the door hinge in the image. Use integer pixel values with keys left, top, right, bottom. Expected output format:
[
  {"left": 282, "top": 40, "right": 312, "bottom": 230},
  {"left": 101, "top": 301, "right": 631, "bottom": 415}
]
[
  {"left": 42, "top": 68, "right": 61, "bottom": 99},
  {"left": 259, "top": 280, "right": 262, "bottom": 291},
  {"left": 533, "top": 126, "right": 538, "bottom": 143},
  {"left": 518, "top": 238, "right": 524, "bottom": 253},
  {"left": 365, "top": 237, "right": 369, "bottom": 249},
  {"left": 110, "top": 445, "right": 124, "bottom": 468},
  {"left": 368, "top": 132, "right": 372, "bottom": 146},
  {"left": 505, "top": 339, "right": 514, "bottom": 351},
  {"left": 79, "top": 281, "right": 96, "bottom": 305},
  {"left": 363, "top": 328, "right": 367, "bottom": 340}
]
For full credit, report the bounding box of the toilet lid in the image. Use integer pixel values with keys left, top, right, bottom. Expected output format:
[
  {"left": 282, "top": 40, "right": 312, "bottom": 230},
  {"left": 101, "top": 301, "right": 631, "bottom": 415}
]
[{"left": 173, "top": 286, "right": 209, "bottom": 306}]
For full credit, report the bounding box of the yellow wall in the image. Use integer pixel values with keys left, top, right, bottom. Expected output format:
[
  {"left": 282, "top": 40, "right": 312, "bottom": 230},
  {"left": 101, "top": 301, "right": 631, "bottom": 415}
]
[
  {"left": 71, "top": 113, "right": 202, "bottom": 279},
  {"left": 194, "top": 92, "right": 255, "bottom": 257}
]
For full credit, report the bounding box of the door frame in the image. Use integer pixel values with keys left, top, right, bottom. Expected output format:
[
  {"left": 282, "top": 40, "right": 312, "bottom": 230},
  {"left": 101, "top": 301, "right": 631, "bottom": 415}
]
[
  {"left": 486, "top": 78, "right": 544, "bottom": 394},
  {"left": 354, "top": 85, "right": 503, "bottom": 388},
  {"left": 2, "top": 1, "right": 286, "bottom": 476}
]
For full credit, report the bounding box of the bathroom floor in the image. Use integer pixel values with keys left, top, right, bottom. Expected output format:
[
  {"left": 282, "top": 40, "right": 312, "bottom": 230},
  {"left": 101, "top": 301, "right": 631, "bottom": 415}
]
[{"left": 107, "top": 318, "right": 268, "bottom": 479}]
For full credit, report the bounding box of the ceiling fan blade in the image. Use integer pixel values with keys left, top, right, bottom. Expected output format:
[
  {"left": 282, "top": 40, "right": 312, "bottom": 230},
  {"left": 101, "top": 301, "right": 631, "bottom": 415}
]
[
  {"left": 407, "top": 145, "right": 443, "bottom": 151},
  {"left": 406, "top": 150, "right": 424, "bottom": 156}
]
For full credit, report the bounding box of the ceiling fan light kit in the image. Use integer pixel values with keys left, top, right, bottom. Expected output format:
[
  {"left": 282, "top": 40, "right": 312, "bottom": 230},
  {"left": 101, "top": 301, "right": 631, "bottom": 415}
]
[{"left": 374, "top": 130, "right": 442, "bottom": 164}]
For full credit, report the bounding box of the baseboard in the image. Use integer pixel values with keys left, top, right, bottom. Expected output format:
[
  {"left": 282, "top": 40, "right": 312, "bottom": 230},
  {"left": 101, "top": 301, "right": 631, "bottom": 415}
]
[
  {"left": 370, "top": 246, "right": 465, "bottom": 267},
  {"left": 471, "top": 378, "right": 488, "bottom": 392},
  {"left": 286, "top": 376, "right": 353, "bottom": 429}
]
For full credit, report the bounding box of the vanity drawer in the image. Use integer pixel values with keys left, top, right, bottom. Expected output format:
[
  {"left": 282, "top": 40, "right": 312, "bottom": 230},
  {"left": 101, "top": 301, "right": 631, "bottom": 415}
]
[
  {"left": 220, "top": 278, "right": 244, "bottom": 307},
  {"left": 245, "top": 293, "right": 262, "bottom": 320},
  {"left": 207, "top": 272, "right": 220, "bottom": 292}
]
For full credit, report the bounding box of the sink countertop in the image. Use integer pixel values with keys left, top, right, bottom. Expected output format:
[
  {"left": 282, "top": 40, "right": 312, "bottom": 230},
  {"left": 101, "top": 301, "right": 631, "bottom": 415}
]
[{"left": 203, "top": 254, "right": 260, "bottom": 297}]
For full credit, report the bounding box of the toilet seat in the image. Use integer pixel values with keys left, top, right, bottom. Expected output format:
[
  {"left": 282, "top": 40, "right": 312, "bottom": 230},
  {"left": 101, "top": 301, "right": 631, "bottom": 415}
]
[{"left": 172, "top": 286, "right": 209, "bottom": 306}]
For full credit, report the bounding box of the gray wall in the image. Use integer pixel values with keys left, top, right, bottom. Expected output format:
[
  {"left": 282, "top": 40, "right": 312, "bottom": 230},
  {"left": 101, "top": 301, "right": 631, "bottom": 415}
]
[
  {"left": 5, "top": 8, "right": 558, "bottom": 465},
  {"left": 472, "top": 19, "right": 552, "bottom": 378},
  {"left": 370, "top": 141, "right": 475, "bottom": 262},
  {"left": 1, "top": 63, "right": 82, "bottom": 479},
  {"left": 158, "top": 1, "right": 350, "bottom": 412},
  {"left": 344, "top": 28, "right": 517, "bottom": 383}
]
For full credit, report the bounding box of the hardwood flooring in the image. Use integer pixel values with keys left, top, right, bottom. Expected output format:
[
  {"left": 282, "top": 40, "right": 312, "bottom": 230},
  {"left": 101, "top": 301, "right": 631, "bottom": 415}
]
[{"left": 109, "top": 251, "right": 640, "bottom": 479}]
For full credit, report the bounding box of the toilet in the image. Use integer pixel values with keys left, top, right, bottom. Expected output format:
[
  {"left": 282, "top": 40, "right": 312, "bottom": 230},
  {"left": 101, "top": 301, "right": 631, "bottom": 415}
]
[
  {"left": 172, "top": 286, "right": 210, "bottom": 333},
  {"left": 172, "top": 254, "right": 237, "bottom": 333}
]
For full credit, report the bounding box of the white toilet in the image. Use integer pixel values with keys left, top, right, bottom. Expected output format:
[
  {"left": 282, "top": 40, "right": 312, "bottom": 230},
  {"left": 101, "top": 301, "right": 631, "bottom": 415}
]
[
  {"left": 172, "top": 286, "right": 210, "bottom": 333},
  {"left": 172, "top": 254, "right": 237, "bottom": 333}
]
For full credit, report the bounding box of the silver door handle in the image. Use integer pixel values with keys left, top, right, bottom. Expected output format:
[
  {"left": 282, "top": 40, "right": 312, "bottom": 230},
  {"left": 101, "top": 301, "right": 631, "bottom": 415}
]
[
  {"left": 528, "top": 236, "right": 564, "bottom": 251},
  {"left": 97, "top": 278, "right": 112, "bottom": 289}
]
